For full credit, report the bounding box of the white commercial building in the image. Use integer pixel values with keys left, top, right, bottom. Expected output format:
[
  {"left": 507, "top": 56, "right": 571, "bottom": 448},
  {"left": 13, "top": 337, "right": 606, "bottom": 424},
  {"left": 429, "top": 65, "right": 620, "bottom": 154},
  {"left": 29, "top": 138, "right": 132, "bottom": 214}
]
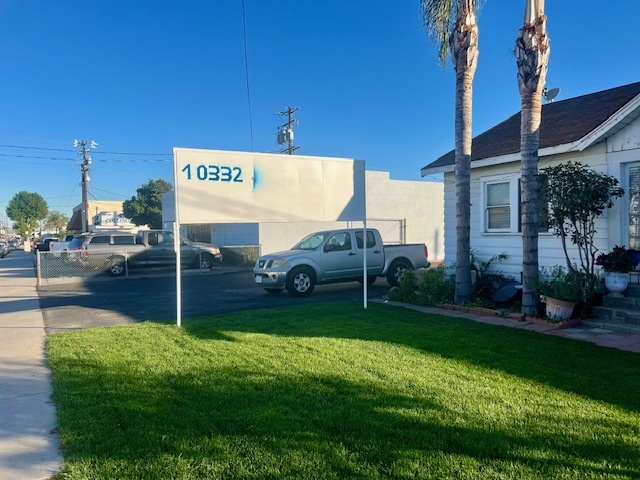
[{"left": 163, "top": 149, "right": 444, "bottom": 260}]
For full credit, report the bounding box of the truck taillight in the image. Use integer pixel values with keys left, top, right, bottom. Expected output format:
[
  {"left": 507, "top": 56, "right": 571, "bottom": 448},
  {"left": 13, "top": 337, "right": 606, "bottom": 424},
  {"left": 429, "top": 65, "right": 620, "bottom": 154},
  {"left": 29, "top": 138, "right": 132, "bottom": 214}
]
[{"left": 424, "top": 245, "right": 429, "bottom": 258}]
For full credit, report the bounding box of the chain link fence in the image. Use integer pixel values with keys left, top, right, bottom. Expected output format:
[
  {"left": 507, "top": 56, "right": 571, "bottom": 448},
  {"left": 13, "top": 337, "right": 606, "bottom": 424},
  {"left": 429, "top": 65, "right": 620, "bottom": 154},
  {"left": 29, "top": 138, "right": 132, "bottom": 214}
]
[{"left": 35, "top": 245, "right": 261, "bottom": 286}]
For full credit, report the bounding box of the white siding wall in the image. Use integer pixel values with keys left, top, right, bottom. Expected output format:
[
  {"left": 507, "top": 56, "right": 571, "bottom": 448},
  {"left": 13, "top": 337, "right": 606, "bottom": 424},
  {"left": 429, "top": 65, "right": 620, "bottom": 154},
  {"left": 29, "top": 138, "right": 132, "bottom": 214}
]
[{"left": 443, "top": 143, "right": 623, "bottom": 280}]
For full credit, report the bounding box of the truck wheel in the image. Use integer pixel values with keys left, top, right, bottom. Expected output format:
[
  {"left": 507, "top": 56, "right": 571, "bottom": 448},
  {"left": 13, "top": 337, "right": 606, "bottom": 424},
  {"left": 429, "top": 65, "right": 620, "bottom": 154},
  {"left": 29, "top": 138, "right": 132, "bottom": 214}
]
[
  {"left": 264, "top": 288, "right": 284, "bottom": 294},
  {"left": 109, "top": 257, "right": 126, "bottom": 276},
  {"left": 198, "top": 253, "right": 214, "bottom": 270},
  {"left": 386, "top": 259, "right": 411, "bottom": 287},
  {"left": 286, "top": 266, "right": 315, "bottom": 297}
]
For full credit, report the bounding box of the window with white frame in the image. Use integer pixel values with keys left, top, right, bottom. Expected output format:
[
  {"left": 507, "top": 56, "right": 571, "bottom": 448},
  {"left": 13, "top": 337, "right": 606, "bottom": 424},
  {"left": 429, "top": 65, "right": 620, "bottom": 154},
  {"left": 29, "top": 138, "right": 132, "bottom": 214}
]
[
  {"left": 485, "top": 181, "right": 511, "bottom": 231},
  {"left": 482, "top": 175, "right": 550, "bottom": 233}
]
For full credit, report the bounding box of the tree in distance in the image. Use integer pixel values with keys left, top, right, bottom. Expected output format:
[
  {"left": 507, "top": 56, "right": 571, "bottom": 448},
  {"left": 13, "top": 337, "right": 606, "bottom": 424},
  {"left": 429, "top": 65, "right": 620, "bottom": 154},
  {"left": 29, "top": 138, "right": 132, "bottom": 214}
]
[
  {"left": 45, "top": 211, "right": 70, "bottom": 234},
  {"left": 6, "top": 191, "right": 48, "bottom": 239},
  {"left": 123, "top": 179, "right": 173, "bottom": 229}
]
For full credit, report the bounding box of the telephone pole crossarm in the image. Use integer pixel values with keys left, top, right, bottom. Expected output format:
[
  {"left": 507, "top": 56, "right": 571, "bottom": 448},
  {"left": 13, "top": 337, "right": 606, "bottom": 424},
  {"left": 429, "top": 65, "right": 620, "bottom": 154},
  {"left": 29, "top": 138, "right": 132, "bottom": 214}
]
[{"left": 276, "top": 106, "right": 300, "bottom": 154}]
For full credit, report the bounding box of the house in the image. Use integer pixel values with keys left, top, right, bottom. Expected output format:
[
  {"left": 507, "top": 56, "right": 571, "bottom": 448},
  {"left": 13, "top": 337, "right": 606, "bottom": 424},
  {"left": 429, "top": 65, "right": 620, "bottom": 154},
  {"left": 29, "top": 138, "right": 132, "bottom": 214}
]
[{"left": 420, "top": 81, "right": 640, "bottom": 279}]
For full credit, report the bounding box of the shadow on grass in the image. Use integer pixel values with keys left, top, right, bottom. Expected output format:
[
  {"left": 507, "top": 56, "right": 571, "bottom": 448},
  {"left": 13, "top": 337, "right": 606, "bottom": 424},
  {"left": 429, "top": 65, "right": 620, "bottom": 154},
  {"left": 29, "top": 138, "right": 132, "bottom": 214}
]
[
  {"left": 174, "top": 301, "right": 640, "bottom": 414},
  {"left": 51, "top": 353, "right": 638, "bottom": 479}
]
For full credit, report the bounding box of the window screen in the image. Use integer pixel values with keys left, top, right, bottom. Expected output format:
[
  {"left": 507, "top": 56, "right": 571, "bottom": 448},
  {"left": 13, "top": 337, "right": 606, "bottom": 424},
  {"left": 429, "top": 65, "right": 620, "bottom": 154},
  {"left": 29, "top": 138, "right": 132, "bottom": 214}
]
[{"left": 486, "top": 182, "right": 510, "bottom": 229}]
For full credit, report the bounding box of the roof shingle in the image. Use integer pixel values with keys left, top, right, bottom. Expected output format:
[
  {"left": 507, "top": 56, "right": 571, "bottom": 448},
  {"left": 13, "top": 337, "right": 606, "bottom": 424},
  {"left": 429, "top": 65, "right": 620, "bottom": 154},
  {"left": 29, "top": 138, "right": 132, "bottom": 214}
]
[{"left": 422, "top": 81, "right": 640, "bottom": 171}]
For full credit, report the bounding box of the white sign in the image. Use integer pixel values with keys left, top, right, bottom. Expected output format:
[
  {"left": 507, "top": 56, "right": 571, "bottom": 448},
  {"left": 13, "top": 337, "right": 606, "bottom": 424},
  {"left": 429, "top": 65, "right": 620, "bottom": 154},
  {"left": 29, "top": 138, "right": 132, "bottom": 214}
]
[
  {"left": 173, "top": 148, "right": 366, "bottom": 224},
  {"left": 93, "top": 211, "right": 133, "bottom": 226}
]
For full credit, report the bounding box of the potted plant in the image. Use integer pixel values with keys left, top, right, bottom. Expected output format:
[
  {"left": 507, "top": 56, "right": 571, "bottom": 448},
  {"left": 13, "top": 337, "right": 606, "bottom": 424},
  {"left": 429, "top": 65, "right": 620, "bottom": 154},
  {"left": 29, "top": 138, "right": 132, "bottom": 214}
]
[
  {"left": 537, "top": 266, "right": 585, "bottom": 321},
  {"left": 595, "top": 245, "right": 637, "bottom": 297}
]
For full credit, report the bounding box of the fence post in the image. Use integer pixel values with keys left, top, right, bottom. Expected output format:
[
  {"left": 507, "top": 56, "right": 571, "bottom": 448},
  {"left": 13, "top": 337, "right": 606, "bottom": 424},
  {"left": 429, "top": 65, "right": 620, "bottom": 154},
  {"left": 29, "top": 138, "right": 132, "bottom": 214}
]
[{"left": 35, "top": 250, "right": 41, "bottom": 286}]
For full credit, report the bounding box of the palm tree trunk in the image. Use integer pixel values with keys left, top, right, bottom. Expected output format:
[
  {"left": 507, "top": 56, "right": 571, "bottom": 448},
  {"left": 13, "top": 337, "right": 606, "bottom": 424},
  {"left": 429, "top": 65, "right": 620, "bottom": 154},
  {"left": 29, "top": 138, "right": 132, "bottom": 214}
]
[
  {"left": 516, "top": 0, "right": 549, "bottom": 316},
  {"left": 520, "top": 92, "right": 542, "bottom": 314},
  {"left": 450, "top": 0, "right": 478, "bottom": 304}
]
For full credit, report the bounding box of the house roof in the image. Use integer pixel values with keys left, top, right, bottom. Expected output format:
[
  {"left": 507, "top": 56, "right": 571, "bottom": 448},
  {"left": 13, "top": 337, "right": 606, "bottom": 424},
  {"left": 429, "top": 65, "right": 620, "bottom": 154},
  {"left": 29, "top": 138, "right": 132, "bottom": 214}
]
[{"left": 421, "top": 81, "right": 640, "bottom": 175}]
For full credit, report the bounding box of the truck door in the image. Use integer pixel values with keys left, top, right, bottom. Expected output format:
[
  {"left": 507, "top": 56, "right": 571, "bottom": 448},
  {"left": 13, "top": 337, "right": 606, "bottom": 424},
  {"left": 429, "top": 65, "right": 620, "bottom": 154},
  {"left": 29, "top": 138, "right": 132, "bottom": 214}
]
[
  {"left": 321, "top": 232, "right": 359, "bottom": 280},
  {"left": 355, "top": 230, "right": 384, "bottom": 275},
  {"left": 145, "top": 231, "right": 177, "bottom": 265}
]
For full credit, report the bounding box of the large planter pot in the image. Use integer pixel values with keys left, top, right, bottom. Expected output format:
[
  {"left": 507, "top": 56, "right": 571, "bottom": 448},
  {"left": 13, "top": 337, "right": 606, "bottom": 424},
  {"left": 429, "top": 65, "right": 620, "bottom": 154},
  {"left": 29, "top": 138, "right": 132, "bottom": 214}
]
[
  {"left": 604, "top": 270, "right": 629, "bottom": 297},
  {"left": 544, "top": 296, "right": 576, "bottom": 322}
]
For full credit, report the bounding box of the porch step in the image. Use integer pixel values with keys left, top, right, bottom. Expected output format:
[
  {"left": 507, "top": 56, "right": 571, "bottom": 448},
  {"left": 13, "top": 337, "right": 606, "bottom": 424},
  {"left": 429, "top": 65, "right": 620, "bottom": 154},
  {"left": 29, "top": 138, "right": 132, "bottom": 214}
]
[
  {"left": 589, "top": 280, "right": 640, "bottom": 332},
  {"left": 590, "top": 303, "right": 640, "bottom": 328},
  {"left": 602, "top": 294, "right": 640, "bottom": 309},
  {"left": 581, "top": 317, "right": 640, "bottom": 335},
  {"left": 623, "top": 283, "right": 640, "bottom": 297}
]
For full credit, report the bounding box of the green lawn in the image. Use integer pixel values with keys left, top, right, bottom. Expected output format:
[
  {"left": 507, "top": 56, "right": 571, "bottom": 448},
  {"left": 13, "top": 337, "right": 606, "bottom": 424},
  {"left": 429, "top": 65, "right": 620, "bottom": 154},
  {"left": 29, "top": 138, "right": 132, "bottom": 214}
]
[{"left": 46, "top": 301, "right": 640, "bottom": 479}]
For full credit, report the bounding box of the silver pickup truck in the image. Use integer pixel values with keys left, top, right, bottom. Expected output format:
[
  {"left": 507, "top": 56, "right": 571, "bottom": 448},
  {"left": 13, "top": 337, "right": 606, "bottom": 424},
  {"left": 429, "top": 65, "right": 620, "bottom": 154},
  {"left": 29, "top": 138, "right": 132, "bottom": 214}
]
[
  {"left": 253, "top": 228, "right": 430, "bottom": 296},
  {"left": 48, "top": 235, "right": 76, "bottom": 257}
]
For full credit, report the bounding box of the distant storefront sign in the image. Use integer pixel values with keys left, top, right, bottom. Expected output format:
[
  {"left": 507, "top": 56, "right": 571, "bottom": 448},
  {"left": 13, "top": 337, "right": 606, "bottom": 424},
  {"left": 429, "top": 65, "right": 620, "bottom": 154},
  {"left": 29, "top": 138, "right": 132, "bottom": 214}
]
[{"left": 93, "top": 211, "right": 133, "bottom": 228}]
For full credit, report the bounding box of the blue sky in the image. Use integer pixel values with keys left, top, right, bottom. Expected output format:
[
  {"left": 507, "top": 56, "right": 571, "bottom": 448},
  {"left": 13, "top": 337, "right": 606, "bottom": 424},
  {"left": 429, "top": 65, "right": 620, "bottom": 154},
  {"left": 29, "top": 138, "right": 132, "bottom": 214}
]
[{"left": 0, "top": 0, "right": 637, "bottom": 223}]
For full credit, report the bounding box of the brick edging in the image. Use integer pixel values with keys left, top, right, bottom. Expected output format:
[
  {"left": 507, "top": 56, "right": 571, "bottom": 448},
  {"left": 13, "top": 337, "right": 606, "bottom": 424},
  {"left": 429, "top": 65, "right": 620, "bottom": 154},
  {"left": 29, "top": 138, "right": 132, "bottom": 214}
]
[{"left": 434, "top": 303, "right": 579, "bottom": 329}]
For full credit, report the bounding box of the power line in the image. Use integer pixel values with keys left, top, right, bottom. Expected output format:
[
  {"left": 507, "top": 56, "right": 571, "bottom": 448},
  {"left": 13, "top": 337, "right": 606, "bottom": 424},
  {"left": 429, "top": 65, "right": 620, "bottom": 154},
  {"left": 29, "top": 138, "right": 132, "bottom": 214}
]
[
  {"left": 0, "top": 143, "right": 172, "bottom": 156},
  {"left": 0, "top": 144, "right": 75, "bottom": 152},
  {"left": 0, "top": 153, "right": 171, "bottom": 163},
  {"left": 89, "top": 150, "right": 171, "bottom": 156},
  {"left": 241, "top": 0, "right": 254, "bottom": 151},
  {"left": 92, "top": 187, "right": 130, "bottom": 199},
  {"left": 0, "top": 153, "right": 75, "bottom": 161}
]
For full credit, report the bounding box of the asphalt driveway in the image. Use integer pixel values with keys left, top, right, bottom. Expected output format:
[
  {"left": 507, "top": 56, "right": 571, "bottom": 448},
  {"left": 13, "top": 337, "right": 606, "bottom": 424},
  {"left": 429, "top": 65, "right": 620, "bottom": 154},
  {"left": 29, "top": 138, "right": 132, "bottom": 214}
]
[{"left": 37, "top": 269, "right": 392, "bottom": 333}]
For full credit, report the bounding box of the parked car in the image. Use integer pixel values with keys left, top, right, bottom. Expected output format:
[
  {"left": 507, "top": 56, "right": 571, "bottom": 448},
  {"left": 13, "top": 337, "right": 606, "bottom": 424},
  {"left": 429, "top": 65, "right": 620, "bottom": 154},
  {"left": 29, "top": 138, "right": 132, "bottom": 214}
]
[
  {"left": 72, "top": 230, "right": 223, "bottom": 276},
  {"left": 253, "top": 228, "right": 430, "bottom": 296},
  {"left": 48, "top": 235, "right": 76, "bottom": 258},
  {"left": 0, "top": 242, "right": 8, "bottom": 258},
  {"left": 36, "top": 237, "right": 60, "bottom": 252},
  {"left": 31, "top": 237, "right": 42, "bottom": 252}
]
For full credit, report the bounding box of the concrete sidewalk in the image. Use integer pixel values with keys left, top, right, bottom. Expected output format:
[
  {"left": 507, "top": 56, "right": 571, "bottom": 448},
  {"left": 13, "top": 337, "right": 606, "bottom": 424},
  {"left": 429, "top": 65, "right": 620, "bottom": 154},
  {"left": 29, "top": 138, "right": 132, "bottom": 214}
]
[{"left": 0, "top": 250, "right": 62, "bottom": 480}]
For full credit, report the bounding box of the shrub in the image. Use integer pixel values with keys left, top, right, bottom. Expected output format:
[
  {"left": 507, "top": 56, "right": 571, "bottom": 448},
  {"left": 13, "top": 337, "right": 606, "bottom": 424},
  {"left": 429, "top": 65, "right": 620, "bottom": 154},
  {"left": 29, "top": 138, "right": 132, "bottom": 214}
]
[
  {"left": 417, "top": 264, "right": 455, "bottom": 306},
  {"left": 388, "top": 269, "right": 419, "bottom": 304},
  {"left": 537, "top": 265, "right": 585, "bottom": 303},
  {"left": 388, "top": 265, "right": 455, "bottom": 306},
  {"left": 220, "top": 246, "right": 260, "bottom": 267},
  {"left": 540, "top": 162, "right": 624, "bottom": 296}
]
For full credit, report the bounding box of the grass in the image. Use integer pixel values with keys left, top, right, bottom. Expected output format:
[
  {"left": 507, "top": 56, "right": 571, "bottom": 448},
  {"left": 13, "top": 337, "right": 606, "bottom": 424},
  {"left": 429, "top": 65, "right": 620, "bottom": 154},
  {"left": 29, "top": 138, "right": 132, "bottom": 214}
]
[{"left": 46, "top": 301, "right": 640, "bottom": 479}]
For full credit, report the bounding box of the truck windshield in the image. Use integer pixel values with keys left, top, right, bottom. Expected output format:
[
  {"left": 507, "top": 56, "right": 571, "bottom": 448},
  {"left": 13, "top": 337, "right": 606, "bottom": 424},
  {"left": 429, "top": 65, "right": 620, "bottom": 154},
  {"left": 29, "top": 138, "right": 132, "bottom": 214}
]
[{"left": 292, "top": 233, "right": 325, "bottom": 250}]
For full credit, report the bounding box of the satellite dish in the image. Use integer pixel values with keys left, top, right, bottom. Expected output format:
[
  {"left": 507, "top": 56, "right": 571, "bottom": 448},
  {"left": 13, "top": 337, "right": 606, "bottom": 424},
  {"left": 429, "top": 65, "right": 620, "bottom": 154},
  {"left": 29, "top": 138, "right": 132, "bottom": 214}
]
[{"left": 543, "top": 87, "right": 560, "bottom": 103}]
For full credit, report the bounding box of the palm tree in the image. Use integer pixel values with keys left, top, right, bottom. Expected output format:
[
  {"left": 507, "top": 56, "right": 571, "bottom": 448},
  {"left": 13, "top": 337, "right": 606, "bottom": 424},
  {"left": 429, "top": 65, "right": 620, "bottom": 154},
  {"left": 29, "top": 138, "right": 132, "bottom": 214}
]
[
  {"left": 516, "top": 0, "right": 550, "bottom": 315},
  {"left": 421, "top": 0, "right": 480, "bottom": 303},
  {"left": 46, "top": 211, "right": 70, "bottom": 234}
]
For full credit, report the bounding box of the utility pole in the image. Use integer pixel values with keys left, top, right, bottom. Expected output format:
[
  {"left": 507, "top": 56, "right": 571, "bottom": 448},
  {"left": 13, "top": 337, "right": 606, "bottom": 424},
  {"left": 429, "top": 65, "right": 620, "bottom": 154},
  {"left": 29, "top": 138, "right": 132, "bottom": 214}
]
[
  {"left": 276, "top": 107, "right": 300, "bottom": 154},
  {"left": 74, "top": 140, "right": 98, "bottom": 233}
]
